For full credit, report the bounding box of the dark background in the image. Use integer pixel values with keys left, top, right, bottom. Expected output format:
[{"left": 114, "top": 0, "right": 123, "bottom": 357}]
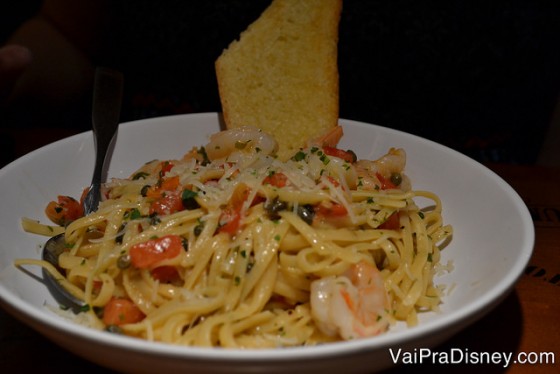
[{"left": 2, "top": 0, "right": 560, "bottom": 167}]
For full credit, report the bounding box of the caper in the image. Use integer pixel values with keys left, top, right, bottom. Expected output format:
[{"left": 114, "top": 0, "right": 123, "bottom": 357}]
[
  {"left": 390, "top": 172, "right": 403, "bottom": 186},
  {"left": 297, "top": 204, "right": 315, "bottom": 225},
  {"left": 149, "top": 213, "right": 161, "bottom": 226},
  {"left": 117, "top": 253, "right": 131, "bottom": 269},
  {"left": 264, "top": 197, "right": 288, "bottom": 220}
]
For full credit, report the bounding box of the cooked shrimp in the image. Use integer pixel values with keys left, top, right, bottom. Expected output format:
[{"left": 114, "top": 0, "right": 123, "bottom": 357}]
[
  {"left": 310, "top": 260, "right": 390, "bottom": 340},
  {"left": 357, "top": 147, "right": 406, "bottom": 178},
  {"left": 205, "top": 126, "right": 278, "bottom": 161},
  {"left": 306, "top": 125, "right": 344, "bottom": 148},
  {"left": 354, "top": 148, "right": 410, "bottom": 191}
]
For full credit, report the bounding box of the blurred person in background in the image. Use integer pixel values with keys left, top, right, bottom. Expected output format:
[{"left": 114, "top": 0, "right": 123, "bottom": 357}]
[{"left": 2, "top": 0, "right": 560, "bottom": 167}]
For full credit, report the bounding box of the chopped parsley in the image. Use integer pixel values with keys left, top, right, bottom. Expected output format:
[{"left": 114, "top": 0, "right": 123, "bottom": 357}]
[
  {"left": 292, "top": 151, "right": 306, "bottom": 161},
  {"left": 197, "top": 146, "right": 210, "bottom": 166},
  {"left": 124, "top": 208, "right": 142, "bottom": 220}
]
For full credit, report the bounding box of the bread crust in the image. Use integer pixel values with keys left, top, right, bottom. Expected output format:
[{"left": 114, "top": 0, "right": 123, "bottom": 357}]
[{"left": 216, "top": 0, "right": 342, "bottom": 160}]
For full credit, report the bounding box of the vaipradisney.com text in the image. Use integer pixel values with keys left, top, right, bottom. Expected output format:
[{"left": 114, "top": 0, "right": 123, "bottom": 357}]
[{"left": 389, "top": 348, "right": 556, "bottom": 368}]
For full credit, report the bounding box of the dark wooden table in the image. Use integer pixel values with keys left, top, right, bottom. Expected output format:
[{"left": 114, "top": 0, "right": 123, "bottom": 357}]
[{"left": 1, "top": 163, "right": 558, "bottom": 373}]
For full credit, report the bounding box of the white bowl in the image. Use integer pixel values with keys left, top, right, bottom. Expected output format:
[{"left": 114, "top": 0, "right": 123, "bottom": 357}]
[{"left": 0, "top": 113, "right": 534, "bottom": 373}]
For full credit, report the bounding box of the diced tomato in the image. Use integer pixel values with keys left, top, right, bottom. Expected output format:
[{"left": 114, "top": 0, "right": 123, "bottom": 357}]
[
  {"left": 217, "top": 205, "right": 242, "bottom": 234},
  {"left": 93, "top": 280, "right": 103, "bottom": 293},
  {"left": 159, "top": 161, "right": 174, "bottom": 177},
  {"left": 323, "top": 146, "right": 357, "bottom": 163},
  {"left": 376, "top": 173, "right": 398, "bottom": 190},
  {"left": 146, "top": 175, "right": 183, "bottom": 216},
  {"left": 251, "top": 194, "right": 266, "bottom": 207},
  {"left": 129, "top": 235, "right": 183, "bottom": 269},
  {"left": 216, "top": 184, "right": 250, "bottom": 235},
  {"left": 103, "top": 297, "right": 145, "bottom": 326},
  {"left": 45, "top": 195, "right": 84, "bottom": 226},
  {"left": 263, "top": 172, "right": 288, "bottom": 187},
  {"left": 315, "top": 201, "right": 348, "bottom": 217},
  {"left": 146, "top": 175, "right": 180, "bottom": 199},
  {"left": 149, "top": 191, "right": 184, "bottom": 216},
  {"left": 312, "top": 201, "right": 349, "bottom": 228},
  {"left": 151, "top": 266, "right": 181, "bottom": 283},
  {"left": 379, "top": 211, "right": 400, "bottom": 230},
  {"left": 160, "top": 175, "right": 180, "bottom": 191}
]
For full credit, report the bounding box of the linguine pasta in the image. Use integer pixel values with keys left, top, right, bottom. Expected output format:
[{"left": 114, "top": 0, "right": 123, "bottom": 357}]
[{"left": 17, "top": 126, "right": 452, "bottom": 348}]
